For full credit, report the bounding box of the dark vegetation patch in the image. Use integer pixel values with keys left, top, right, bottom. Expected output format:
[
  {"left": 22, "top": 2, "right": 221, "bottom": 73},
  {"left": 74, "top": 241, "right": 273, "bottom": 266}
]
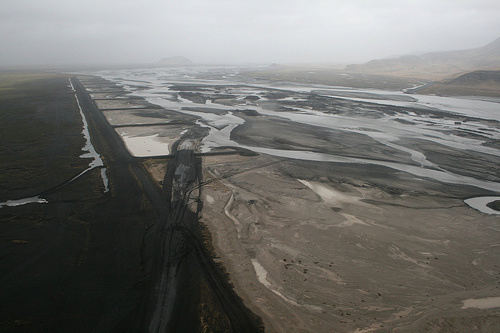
[
  {"left": 236, "top": 109, "right": 260, "bottom": 116},
  {"left": 260, "top": 91, "right": 290, "bottom": 100},
  {"left": 169, "top": 84, "right": 214, "bottom": 91},
  {"left": 447, "top": 70, "right": 500, "bottom": 85},
  {"left": 418, "top": 71, "right": 500, "bottom": 97},
  {"left": 178, "top": 91, "right": 207, "bottom": 104},
  {"left": 0, "top": 73, "right": 156, "bottom": 332},
  {"left": 394, "top": 118, "right": 416, "bottom": 125},
  {"left": 244, "top": 95, "right": 260, "bottom": 101}
]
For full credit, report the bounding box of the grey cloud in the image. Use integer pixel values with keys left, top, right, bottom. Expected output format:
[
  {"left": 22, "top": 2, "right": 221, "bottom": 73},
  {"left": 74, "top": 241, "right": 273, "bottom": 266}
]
[{"left": 1, "top": 0, "right": 499, "bottom": 66}]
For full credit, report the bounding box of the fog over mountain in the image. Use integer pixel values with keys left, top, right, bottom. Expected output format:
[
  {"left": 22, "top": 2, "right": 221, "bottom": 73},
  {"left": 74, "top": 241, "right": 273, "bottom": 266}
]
[
  {"left": 159, "top": 56, "right": 194, "bottom": 67},
  {"left": 346, "top": 38, "right": 500, "bottom": 79},
  {"left": 1, "top": 0, "right": 500, "bottom": 66}
]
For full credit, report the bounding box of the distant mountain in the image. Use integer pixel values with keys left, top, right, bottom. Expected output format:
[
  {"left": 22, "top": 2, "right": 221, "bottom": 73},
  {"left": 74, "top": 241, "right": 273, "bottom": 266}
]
[
  {"left": 345, "top": 38, "right": 500, "bottom": 79},
  {"left": 416, "top": 70, "right": 500, "bottom": 97},
  {"left": 159, "top": 56, "right": 194, "bottom": 67},
  {"left": 446, "top": 70, "right": 500, "bottom": 85}
]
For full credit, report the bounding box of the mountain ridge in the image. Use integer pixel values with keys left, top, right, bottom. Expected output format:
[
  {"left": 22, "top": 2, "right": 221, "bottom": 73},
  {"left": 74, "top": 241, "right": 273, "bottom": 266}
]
[{"left": 345, "top": 38, "right": 500, "bottom": 80}]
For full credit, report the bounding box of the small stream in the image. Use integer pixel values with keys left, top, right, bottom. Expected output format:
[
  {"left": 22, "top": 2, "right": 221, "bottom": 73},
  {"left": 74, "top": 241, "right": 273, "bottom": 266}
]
[{"left": 70, "top": 78, "right": 109, "bottom": 193}]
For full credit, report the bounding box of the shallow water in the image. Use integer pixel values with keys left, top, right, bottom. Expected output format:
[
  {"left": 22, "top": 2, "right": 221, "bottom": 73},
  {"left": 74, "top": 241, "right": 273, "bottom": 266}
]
[
  {"left": 92, "top": 67, "right": 500, "bottom": 196},
  {"left": 0, "top": 196, "right": 48, "bottom": 208},
  {"left": 246, "top": 146, "right": 500, "bottom": 193},
  {"left": 118, "top": 132, "right": 170, "bottom": 156},
  {"left": 464, "top": 197, "right": 500, "bottom": 215}
]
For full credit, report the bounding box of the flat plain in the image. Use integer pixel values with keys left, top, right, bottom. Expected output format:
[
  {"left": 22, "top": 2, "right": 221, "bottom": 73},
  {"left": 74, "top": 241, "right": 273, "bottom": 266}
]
[
  {"left": 1, "top": 67, "right": 499, "bottom": 332},
  {"left": 81, "top": 67, "right": 499, "bottom": 332}
]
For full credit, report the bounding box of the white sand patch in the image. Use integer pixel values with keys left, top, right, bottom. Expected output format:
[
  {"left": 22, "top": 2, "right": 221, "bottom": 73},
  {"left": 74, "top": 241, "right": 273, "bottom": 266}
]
[
  {"left": 224, "top": 192, "right": 243, "bottom": 238},
  {"left": 411, "top": 236, "right": 450, "bottom": 246},
  {"left": 251, "top": 259, "right": 272, "bottom": 288},
  {"left": 339, "top": 213, "right": 369, "bottom": 226},
  {"left": 298, "top": 180, "right": 362, "bottom": 206},
  {"left": 251, "top": 259, "right": 324, "bottom": 312},
  {"left": 119, "top": 133, "right": 170, "bottom": 157},
  {"left": 462, "top": 297, "right": 500, "bottom": 309},
  {"left": 300, "top": 180, "right": 371, "bottom": 227},
  {"left": 205, "top": 194, "right": 215, "bottom": 204},
  {"left": 389, "top": 245, "right": 426, "bottom": 267}
]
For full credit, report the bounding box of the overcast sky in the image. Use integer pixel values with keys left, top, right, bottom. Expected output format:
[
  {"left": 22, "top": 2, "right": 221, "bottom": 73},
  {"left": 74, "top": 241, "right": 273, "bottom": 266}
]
[{"left": 1, "top": 0, "right": 499, "bottom": 66}]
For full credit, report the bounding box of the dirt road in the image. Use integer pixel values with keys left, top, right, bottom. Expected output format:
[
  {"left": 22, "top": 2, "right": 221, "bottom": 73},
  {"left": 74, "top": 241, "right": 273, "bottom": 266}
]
[{"left": 73, "top": 78, "right": 262, "bottom": 332}]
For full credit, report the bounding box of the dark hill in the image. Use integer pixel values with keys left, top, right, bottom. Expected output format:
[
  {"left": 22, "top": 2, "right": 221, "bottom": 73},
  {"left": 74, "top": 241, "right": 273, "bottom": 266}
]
[
  {"left": 446, "top": 70, "right": 500, "bottom": 85},
  {"left": 417, "top": 70, "right": 500, "bottom": 97}
]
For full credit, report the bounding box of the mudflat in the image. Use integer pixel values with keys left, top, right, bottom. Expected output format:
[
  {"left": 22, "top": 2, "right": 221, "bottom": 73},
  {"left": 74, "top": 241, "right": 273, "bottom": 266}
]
[
  {"left": 200, "top": 154, "right": 499, "bottom": 332},
  {"left": 82, "top": 67, "right": 499, "bottom": 332}
]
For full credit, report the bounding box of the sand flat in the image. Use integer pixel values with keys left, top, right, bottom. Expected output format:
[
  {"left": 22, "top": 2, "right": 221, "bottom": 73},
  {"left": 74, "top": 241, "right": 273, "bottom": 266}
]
[{"left": 462, "top": 297, "right": 500, "bottom": 310}]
